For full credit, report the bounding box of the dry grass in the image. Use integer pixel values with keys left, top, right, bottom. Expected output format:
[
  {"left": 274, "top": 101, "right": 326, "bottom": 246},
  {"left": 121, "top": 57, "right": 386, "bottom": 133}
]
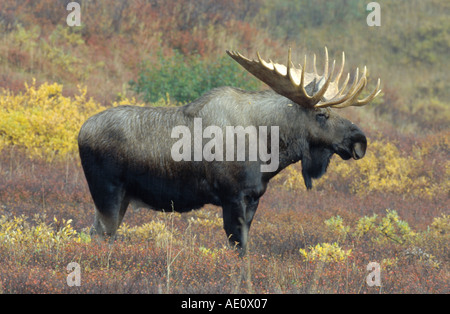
[
  {"left": 0, "top": 149, "right": 448, "bottom": 294},
  {"left": 0, "top": 0, "right": 448, "bottom": 294}
]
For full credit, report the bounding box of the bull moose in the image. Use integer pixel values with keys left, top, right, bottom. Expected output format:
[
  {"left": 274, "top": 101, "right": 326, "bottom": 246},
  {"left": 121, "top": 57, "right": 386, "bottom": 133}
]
[{"left": 78, "top": 48, "right": 381, "bottom": 255}]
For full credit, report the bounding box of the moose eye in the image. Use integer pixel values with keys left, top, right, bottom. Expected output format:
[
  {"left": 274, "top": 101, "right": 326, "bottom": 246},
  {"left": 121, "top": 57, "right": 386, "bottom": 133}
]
[{"left": 316, "top": 112, "right": 328, "bottom": 123}]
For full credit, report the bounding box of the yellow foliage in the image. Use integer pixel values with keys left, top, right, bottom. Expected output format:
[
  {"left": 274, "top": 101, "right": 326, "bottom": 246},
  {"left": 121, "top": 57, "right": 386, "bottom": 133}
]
[
  {"left": 283, "top": 139, "right": 446, "bottom": 197},
  {"left": 117, "top": 220, "right": 179, "bottom": 248},
  {"left": 0, "top": 214, "right": 85, "bottom": 251},
  {"left": 325, "top": 210, "right": 449, "bottom": 250},
  {"left": 189, "top": 210, "right": 222, "bottom": 228},
  {"left": 282, "top": 166, "right": 307, "bottom": 192},
  {"left": 430, "top": 214, "right": 450, "bottom": 235},
  {"left": 381, "top": 257, "right": 399, "bottom": 270},
  {"left": 353, "top": 214, "right": 378, "bottom": 239},
  {"left": 0, "top": 80, "right": 106, "bottom": 160},
  {"left": 335, "top": 140, "right": 426, "bottom": 195},
  {"left": 299, "top": 242, "right": 352, "bottom": 263},
  {"left": 376, "top": 209, "right": 415, "bottom": 244},
  {"left": 324, "top": 215, "right": 349, "bottom": 242},
  {"left": 198, "top": 246, "right": 227, "bottom": 260},
  {"left": 0, "top": 80, "right": 145, "bottom": 161},
  {"left": 326, "top": 210, "right": 415, "bottom": 245}
]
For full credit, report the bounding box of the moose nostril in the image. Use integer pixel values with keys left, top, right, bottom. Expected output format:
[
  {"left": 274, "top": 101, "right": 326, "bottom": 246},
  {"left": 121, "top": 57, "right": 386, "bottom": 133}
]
[{"left": 352, "top": 142, "right": 366, "bottom": 159}]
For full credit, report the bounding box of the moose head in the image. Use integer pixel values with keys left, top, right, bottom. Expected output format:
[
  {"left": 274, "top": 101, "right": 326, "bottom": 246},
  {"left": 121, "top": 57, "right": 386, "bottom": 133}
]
[{"left": 227, "top": 48, "right": 381, "bottom": 188}]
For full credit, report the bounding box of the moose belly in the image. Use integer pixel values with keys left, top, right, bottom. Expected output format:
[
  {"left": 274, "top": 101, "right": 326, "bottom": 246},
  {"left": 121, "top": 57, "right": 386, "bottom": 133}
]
[{"left": 125, "top": 173, "right": 220, "bottom": 213}]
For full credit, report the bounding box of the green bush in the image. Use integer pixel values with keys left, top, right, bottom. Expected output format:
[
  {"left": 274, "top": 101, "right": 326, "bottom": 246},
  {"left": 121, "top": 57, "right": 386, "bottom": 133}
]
[{"left": 129, "top": 50, "right": 260, "bottom": 104}]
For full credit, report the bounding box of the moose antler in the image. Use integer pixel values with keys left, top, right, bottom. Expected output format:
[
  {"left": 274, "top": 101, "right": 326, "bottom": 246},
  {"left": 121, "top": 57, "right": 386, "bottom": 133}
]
[{"left": 226, "top": 48, "right": 381, "bottom": 109}]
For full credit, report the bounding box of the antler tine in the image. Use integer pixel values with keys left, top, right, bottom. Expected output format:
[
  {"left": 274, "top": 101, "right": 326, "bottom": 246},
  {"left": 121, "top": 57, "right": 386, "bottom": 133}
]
[
  {"left": 345, "top": 67, "right": 360, "bottom": 96},
  {"left": 256, "top": 51, "right": 263, "bottom": 63},
  {"left": 314, "top": 51, "right": 348, "bottom": 108},
  {"left": 352, "top": 78, "right": 382, "bottom": 107},
  {"left": 337, "top": 73, "right": 350, "bottom": 97},
  {"left": 226, "top": 47, "right": 381, "bottom": 109},
  {"left": 287, "top": 48, "right": 300, "bottom": 86},
  {"left": 333, "top": 51, "right": 345, "bottom": 85},
  {"left": 315, "top": 66, "right": 365, "bottom": 108},
  {"left": 313, "top": 54, "right": 318, "bottom": 76},
  {"left": 256, "top": 51, "right": 274, "bottom": 70},
  {"left": 311, "top": 59, "right": 336, "bottom": 105},
  {"left": 323, "top": 47, "right": 329, "bottom": 78},
  {"left": 330, "top": 77, "right": 368, "bottom": 108},
  {"left": 300, "top": 54, "right": 307, "bottom": 95},
  {"left": 287, "top": 48, "right": 291, "bottom": 70}
]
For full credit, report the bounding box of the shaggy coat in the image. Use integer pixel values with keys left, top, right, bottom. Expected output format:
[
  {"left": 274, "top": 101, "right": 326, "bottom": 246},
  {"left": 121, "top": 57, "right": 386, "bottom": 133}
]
[{"left": 78, "top": 86, "right": 367, "bottom": 254}]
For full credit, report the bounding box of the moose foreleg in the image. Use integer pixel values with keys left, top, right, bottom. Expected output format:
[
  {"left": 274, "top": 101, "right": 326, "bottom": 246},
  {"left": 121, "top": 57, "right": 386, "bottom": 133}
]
[{"left": 222, "top": 196, "right": 259, "bottom": 257}]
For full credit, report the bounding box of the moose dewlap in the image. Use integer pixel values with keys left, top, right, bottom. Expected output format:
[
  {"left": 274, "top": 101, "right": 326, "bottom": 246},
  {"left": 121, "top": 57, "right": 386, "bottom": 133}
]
[{"left": 78, "top": 47, "right": 381, "bottom": 255}]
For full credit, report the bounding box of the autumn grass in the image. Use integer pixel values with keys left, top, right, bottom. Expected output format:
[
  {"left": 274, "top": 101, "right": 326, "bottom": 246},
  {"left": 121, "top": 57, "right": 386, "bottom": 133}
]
[
  {"left": 0, "top": 81, "right": 448, "bottom": 293},
  {"left": 0, "top": 148, "right": 448, "bottom": 294},
  {"left": 0, "top": 0, "right": 448, "bottom": 294}
]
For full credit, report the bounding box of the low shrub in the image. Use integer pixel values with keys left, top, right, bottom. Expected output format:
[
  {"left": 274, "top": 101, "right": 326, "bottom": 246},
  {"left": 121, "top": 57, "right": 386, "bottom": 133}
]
[
  {"left": 282, "top": 138, "right": 449, "bottom": 198},
  {"left": 129, "top": 49, "right": 260, "bottom": 104}
]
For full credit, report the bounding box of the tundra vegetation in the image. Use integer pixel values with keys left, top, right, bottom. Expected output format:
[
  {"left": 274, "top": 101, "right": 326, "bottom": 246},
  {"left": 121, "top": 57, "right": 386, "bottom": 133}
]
[{"left": 0, "top": 0, "right": 449, "bottom": 293}]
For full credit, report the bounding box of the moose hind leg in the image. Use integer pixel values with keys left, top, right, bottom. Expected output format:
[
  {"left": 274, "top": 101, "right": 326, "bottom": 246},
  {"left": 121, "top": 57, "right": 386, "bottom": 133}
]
[
  {"left": 89, "top": 183, "right": 127, "bottom": 242},
  {"left": 91, "top": 209, "right": 119, "bottom": 242}
]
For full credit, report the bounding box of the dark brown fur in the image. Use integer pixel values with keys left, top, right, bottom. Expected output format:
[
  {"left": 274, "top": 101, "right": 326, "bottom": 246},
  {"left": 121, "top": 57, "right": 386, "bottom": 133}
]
[{"left": 78, "top": 87, "right": 366, "bottom": 254}]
